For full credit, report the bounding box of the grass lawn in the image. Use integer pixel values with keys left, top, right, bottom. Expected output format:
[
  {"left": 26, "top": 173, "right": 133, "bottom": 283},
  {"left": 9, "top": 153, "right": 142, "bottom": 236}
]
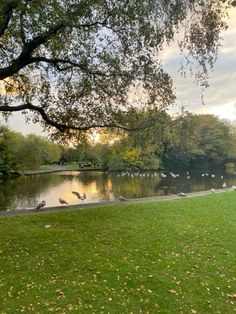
[
  {"left": 0, "top": 193, "right": 236, "bottom": 313},
  {"left": 38, "top": 164, "right": 100, "bottom": 171}
]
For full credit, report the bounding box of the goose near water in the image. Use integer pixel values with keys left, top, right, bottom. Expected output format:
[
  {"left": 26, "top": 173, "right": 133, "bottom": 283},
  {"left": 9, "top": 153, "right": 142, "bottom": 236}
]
[
  {"left": 118, "top": 196, "right": 128, "bottom": 201},
  {"left": 36, "top": 200, "right": 46, "bottom": 210},
  {"left": 72, "top": 191, "right": 86, "bottom": 202},
  {"left": 59, "top": 198, "right": 68, "bottom": 205}
]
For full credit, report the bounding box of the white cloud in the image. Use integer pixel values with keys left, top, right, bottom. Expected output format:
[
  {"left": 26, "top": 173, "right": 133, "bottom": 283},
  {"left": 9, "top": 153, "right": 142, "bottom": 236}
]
[
  {"left": 195, "top": 101, "right": 236, "bottom": 121},
  {"left": 0, "top": 112, "right": 45, "bottom": 136}
]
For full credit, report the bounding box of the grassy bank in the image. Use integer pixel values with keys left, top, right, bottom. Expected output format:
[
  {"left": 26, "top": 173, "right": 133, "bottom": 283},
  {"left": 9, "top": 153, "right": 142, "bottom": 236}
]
[{"left": 0, "top": 193, "right": 235, "bottom": 313}]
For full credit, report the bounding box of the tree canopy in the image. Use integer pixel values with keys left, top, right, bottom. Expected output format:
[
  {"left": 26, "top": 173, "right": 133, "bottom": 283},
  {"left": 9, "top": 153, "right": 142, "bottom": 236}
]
[
  {"left": 0, "top": 0, "right": 233, "bottom": 138},
  {"left": 0, "top": 126, "right": 61, "bottom": 174}
]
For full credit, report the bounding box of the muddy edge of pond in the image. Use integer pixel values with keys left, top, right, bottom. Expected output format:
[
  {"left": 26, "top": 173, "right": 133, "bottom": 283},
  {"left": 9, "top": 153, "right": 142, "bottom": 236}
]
[{"left": 0, "top": 188, "right": 234, "bottom": 217}]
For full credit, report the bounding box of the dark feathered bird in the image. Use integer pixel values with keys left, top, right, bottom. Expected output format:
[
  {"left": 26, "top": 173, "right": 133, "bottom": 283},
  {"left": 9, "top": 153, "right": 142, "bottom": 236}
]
[
  {"left": 72, "top": 191, "right": 86, "bottom": 202},
  {"left": 72, "top": 191, "right": 81, "bottom": 199},
  {"left": 36, "top": 200, "right": 46, "bottom": 210},
  {"left": 59, "top": 198, "right": 68, "bottom": 205}
]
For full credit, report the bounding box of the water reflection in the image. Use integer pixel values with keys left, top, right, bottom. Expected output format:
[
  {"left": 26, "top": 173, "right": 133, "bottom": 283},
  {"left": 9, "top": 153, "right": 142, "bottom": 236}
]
[{"left": 1, "top": 170, "right": 236, "bottom": 211}]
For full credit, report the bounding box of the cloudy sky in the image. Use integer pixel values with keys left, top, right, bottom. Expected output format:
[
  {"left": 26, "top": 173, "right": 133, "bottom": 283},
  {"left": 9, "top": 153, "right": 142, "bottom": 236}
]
[{"left": 1, "top": 7, "right": 236, "bottom": 136}]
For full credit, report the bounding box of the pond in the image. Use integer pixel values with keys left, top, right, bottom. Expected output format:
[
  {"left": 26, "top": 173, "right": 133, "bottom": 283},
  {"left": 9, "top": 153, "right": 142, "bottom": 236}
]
[{"left": 0, "top": 169, "right": 236, "bottom": 211}]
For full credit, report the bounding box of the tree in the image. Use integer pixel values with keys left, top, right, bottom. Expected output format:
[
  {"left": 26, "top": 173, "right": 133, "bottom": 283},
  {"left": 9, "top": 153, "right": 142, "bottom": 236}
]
[
  {"left": 0, "top": 126, "right": 16, "bottom": 175},
  {"left": 0, "top": 126, "right": 61, "bottom": 172},
  {"left": 0, "top": 1, "right": 232, "bottom": 138},
  {"left": 111, "top": 109, "right": 172, "bottom": 169},
  {"left": 163, "top": 114, "right": 232, "bottom": 169}
]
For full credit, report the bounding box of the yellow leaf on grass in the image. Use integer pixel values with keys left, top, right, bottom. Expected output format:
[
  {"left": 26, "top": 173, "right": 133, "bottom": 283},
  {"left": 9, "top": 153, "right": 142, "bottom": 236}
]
[{"left": 227, "top": 292, "right": 236, "bottom": 299}]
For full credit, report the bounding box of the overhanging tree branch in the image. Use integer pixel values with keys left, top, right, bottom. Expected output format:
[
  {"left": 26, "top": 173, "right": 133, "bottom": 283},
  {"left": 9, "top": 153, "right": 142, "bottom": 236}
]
[
  {"left": 30, "top": 57, "right": 121, "bottom": 77},
  {"left": 0, "top": 103, "right": 156, "bottom": 132},
  {"left": 0, "top": 10, "right": 112, "bottom": 80}
]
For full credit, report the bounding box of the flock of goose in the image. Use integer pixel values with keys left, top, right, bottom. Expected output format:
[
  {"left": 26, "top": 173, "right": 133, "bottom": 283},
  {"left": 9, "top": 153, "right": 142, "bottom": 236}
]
[
  {"left": 35, "top": 171, "right": 236, "bottom": 210},
  {"left": 117, "top": 171, "right": 224, "bottom": 179},
  {"left": 36, "top": 191, "right": 86, "bottom": 210}
]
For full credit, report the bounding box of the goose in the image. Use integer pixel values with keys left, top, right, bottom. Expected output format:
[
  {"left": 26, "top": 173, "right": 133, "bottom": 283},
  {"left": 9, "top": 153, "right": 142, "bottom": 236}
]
[
  {"left": 118, "top": 196, "right": 128, "bottom": 201},
  {"left": 222, "top": 182, "right": 227, "bottom": 188},
  {"left": 177, "top": 192, "right": 187, "bottom": 198},
  {"left": 232, "top": 185, "right": 236, "bottom": 191},
  {"left": 210, "top": 188, "right": 216, "bottom": 193},
  {"left": 72, "top": 191, "right": 86, "bottom": 202},
  {"left": 36, "top": 200, "right": 46, "bottom": 210},
  {"left": 81, "top": 192, "right": 86, "bottom": 201},
  {"left": 72, "top": 191, "right": 81, "bottom": 199},
  {"left": 59, "top": 198, "right": 68, "bottom": 205}
]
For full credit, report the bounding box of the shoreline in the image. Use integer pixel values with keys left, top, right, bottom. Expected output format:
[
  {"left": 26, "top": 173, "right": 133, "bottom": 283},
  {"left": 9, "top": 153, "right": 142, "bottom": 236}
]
[
  {"left": 20, "top": 168, "right": 103, "bottom": 176},
  {"left": 0, "top": 187, "right": 234, "bottom": 217}
]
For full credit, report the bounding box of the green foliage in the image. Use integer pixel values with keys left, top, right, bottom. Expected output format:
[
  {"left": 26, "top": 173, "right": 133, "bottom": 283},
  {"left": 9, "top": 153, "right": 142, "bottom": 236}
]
[
  {"left": 0, "top": 126, "right": 16, "bottom": 175},
  {"left": 0, "top": 1, "right": 232, "bottom": 137},
  {"left": 0, "top": 125, "right": 61, "bottom": 173},
  {"left": 163, "top": 114, "right": 232, "bottom": 169},
  {"left": 225, "top": 162, "right": 235, "bottom": 168},
  {"left": 59, "top": 112, "right": 236, "bottom": 170}
]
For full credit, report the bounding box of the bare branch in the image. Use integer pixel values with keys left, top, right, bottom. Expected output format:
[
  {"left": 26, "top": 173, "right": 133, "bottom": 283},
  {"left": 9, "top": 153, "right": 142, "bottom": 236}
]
[
  {"left": 0, "top": 103, "right": 156, "bottom": 132},
  {"left": 30, "top": 56, "right": 121, "bottom": 77}
]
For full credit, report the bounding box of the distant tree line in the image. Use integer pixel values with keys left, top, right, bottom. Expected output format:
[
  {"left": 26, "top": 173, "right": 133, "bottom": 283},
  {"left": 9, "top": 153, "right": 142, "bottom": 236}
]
[
  {"left": 61, "top": 112, "right": 236, "bottom": 171},
  {"left": 1, "top": 112, "right": 236, "bottom": 176},
  {"left": 0, "top": 126, "right": 61, "bottom": 175}
]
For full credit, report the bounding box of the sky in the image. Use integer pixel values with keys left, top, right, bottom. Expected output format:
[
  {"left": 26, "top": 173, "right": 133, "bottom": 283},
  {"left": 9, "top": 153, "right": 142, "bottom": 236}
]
[{"left": 1, "top": 6, "right": 236, "bottom": 136}]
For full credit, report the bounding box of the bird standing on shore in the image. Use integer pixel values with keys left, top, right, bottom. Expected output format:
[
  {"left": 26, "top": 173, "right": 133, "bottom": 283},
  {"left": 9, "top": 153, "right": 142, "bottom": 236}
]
[
  {"left": 36, "top": 200, "right": 46, "bottom": 210},
  {"left": 59, "top": 198, "right": 68, "bottom": 205},
  {"left": 72, "top": 191, "right": 81, "bottom": 199},
  {"left": 177, "top": 192, "right": 187, "bottom": 198},
  {"left": 72, "top": 191, "right": 86, "bottom": 202},
  {"left": 118, "top": 196, "right": 128, "bottom": 201}
]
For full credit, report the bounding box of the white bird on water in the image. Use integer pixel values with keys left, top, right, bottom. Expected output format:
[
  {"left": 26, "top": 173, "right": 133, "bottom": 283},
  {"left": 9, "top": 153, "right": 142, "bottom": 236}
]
[
  {"left": 59, "top": 198, "right": 68, "bottom": 205},
  {"left": 36, "top": 200, "right": 46, "bottom": 210}
]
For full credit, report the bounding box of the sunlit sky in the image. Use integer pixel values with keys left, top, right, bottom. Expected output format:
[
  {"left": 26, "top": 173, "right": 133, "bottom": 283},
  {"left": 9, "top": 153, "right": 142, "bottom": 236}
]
[{"left": 1, "top": 7, "right": 236, "bottom": 136}]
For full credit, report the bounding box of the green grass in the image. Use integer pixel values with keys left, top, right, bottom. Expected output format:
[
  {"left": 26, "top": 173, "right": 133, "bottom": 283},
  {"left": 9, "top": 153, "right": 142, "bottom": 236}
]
[
  {"left": 38, "top": 164, "right": 100, "bottom": 171},
  {"left": 0, "top": 193, "right": 236, "bottom": 313},
  {"left": 38, "top": 164, "right": 80, "bottom": 170}
]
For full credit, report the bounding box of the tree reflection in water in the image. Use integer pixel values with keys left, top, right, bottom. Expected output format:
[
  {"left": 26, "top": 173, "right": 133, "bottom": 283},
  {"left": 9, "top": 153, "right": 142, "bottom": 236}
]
[{"left": 1, "top": 170, "right": 236, "bottom": 211}]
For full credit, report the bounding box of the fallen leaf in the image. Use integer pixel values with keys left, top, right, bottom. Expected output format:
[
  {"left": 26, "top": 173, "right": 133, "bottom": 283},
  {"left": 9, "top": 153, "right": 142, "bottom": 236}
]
[{"left": 227, "top": 292, "right": 236, "bottom": 299}]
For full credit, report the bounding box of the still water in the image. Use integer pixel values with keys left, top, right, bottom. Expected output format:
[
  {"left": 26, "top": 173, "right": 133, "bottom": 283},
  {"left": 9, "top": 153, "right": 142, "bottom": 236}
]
[{"left": 0, "top": 170, "right": 236, "bottom": 211}]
